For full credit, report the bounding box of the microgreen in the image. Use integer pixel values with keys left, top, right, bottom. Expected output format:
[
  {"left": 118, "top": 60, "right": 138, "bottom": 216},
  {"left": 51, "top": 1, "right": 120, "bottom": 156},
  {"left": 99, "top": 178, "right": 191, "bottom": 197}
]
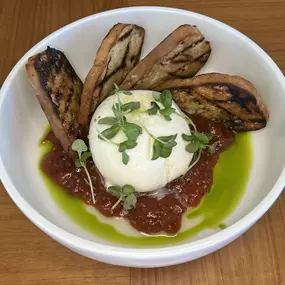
[
  {"left": 112, "top": 104, "right": 123, "bottom": 121},
  {"left": 119, "top": 140, "right": 137, "bottom": 152},
  {"left": 98, "top": 124, "right": 120, "bottom": 140},
  {"left": 159, "top": 107, "right": 175, "bottom": 118},
  {"left": 160, "top": 90, "right": 172, "bottom": 108},
  {"left": 121, "top": 101, "right": 141, "bottom": 112},
  {"left": 98, "top": 117, "right": 118, "bottom": 125},
  {"left": 72, "top": 139, "right": 95, "bottom": 204},
  {"left": 139, "top": 117, "right": 178, "bottom": 160},
  {"left": 97, "top": 85, "right": 143, "bottom": 165},
  {"left": 182, "top": 131, "right": 217, "bottom": 154},
  {"left": 147, "top": 101, "right": 160, "bottom": 115},
  {"left": 151, "top": 134, "right": 178, "bottom": 160},
  {"left": 152, "top": 91, "right": 161, "bottom": 101},
  {"left": 151, "top": 90, "right": 175, "bottom": 121},
  {"left": 114, "top": 83, "right": 133, "bottom": 95},
  {"left": 122, "top": 151, "right": 130, "bottom": 165},
  {"left": 208, "top": 141, "right": 219, "bottom": 155},
  {"left": 108, "top": 184, "right": 137, "bottom": 211},
  {"left": 152, "top": 140, "right": 161, "bottom": 160},
  {"left": 123, "top": 122, "right": 142, "bottom": 141}
]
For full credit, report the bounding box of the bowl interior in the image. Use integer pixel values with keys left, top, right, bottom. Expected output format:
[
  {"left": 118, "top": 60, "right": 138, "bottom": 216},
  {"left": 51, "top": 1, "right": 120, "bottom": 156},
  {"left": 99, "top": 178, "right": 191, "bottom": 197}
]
[{"left": 1, "top": 8, "right": 285, "bottom": 248}]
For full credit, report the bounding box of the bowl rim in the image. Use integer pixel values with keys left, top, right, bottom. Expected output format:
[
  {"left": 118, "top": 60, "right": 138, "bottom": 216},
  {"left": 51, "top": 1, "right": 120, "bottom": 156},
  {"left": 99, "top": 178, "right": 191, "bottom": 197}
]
[{"left": 1, "top": 6, "right": 285, "bottom": 260}]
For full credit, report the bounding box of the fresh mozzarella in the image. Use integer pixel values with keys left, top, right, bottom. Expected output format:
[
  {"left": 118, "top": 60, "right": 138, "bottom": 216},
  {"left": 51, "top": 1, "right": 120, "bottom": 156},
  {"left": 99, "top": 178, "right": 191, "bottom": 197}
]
[{"left": 89, "top": 90, "right": 193, "bottom": 193}]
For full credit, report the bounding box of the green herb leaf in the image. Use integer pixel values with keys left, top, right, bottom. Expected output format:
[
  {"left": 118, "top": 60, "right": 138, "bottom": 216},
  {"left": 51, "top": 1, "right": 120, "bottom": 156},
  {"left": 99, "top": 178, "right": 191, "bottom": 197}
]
[
  {"left": 112, "top": 105, "right": 123, "bottom": 119},
  {"left": 113, "top": 83, "right": 132, "bottom": 95},
  {"left": 123, "top": 193, "right": 137, "bottom": 211},
  {"left": 164, "top": 140, "right": 177, "bottom": 148},
  {"left": 160, "top": 90, "right": 172, "bottom": 108},
  {"left": 125, "top": 128, "right": 140, "bottom": 141},
  {"left": 99, "top": 124, "right": 120, "bottom": 140},
  {"left": 122, "top": 151, "right": 129, "bottom": 165},
  {"left": 205, "top": 133, "right": 213, "bottom": 141},
  {"left": 152, "top": 140, "right": 161, "bottom": 160},
  {"left": 118, "top": 143, "right": 127, "bottom": 153},
  {"left": 108, "top": 186, "right": 122, "bottom": 198},
  {"left": 147, "top": 101, "right": 160, "bottom": 115},
  {"left": 158, "top": 134, "right": 177, "bottom": 142},
  {"left": 114, "top": 83, "right": 120, "bottom": 92},
  {"left": 75, "top": 158, "right": 82, "bottom": 168},
  {"left": 183, "top": 131, "right": 216, "bottom": 156},
  {"left": 194, "top": 132, "right": 211, "bottom": 144},
  {"left": 119, "top": 140, "right": 137, "bottom": 152},
  {"left": 121, "top": 101, "right": 140, "bottom": 112},
  {"left": 72, "top": 139, "right": 96, "bottom": 204},
  {"left": 122, "top": 91, "right": 133, "bottom": 95},
  {"left": 157, "top": 134, "right": 177, "bottom": 148},
  {"left": 208, "top": 141, "right": 218, "bottom": 155},
  {"left": 124, "top": 140, "right": 137, "bottom": 149},
  {"left": 199, "top": 143, "right": 208, "bottom": 150},
  {"left": 123, "top": 123, "right": 142, "bottom": 141},
  {"left": 160, "top": 146, "right": 172, "bottom": 158},
  {"left": 152, "top": 91, "right": 161, "bottom": 101},
  {"left": 98, "top": 117, "right": 118, "bottom": 125},
  {"left": 122, "top": 184, "right": 135, "bottom": 195},
  {"left": 185, "top": 141, "right": 200, "bottom": 153},
  {"left": 81, "top": 151, "right": 92, "bottom": 163},
  {"left": 182, "top": 133, "right": 195, "bottom": 141},
  {"left": 159, "top": 107, "right": 175, "bottom": 117},
  {"left": 124, "top": 122, "right": 142, "bottom": 132},
  {"left": 72, "top": 139, "right": 88, "bottom": 157},
  {"left": 108, "top": 184, "right": 137, "bottom": 211}
]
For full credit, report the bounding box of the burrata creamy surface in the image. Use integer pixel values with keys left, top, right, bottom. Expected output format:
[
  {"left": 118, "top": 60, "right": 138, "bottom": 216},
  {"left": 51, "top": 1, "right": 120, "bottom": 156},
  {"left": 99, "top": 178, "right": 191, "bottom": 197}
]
[{"left": 89, "top": 90, "right": 193, "bottom": 193}]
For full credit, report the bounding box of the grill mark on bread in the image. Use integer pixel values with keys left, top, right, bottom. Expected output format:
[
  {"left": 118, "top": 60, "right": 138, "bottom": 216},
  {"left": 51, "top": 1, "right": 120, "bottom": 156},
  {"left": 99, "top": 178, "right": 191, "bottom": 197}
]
[
  {"left": 155, "top": 73, "right": 269, "bottom": 132},
  {"left": 120, "top": 25, "right": 211, "bottom": 90},
  {"left": 78, "top": 23, "right": 145, "bottom": 126},
  {"left": 99, "top": 43, "right": 130, "bottom": 87},
  {"left": 119, "top": 29, "right": 133, "bottom": 41},
  {"left": 26, "top": 47, "right": 83, "bottom": 155}
]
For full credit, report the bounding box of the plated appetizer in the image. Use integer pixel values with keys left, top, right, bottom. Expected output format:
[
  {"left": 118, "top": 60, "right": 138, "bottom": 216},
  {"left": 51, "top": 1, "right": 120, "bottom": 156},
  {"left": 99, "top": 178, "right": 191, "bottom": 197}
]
[{"left": 26, "top": 24, "right": 268, "bottom": 239}]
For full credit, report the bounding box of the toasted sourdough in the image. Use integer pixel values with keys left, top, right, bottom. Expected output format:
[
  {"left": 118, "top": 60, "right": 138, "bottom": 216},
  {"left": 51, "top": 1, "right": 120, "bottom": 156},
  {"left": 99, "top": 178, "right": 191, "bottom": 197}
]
[
  {"left": 78, "top": 23, "right": 145, "bottom": 125},
  {"left": 155, "top": 73, "right": 269, "bottom": 131},
  {"left": 26, "top": 47, "right": 83, "bottom": 155},
  {"left": 120, "top": 25, "right": 211, "bottom": 90}
]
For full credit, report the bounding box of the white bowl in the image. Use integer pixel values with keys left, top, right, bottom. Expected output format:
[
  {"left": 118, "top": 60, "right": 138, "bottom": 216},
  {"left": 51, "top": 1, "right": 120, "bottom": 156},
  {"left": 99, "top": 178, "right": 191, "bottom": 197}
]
[{"left": 1, "top": 6, "right": 285, "bottom": 268}]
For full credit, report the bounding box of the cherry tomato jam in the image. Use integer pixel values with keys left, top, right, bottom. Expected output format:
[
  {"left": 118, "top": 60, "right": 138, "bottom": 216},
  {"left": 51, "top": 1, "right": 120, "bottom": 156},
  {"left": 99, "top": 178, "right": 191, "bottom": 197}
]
[{"left": 41, "top": 116, "right": 233, "bottom": 234}]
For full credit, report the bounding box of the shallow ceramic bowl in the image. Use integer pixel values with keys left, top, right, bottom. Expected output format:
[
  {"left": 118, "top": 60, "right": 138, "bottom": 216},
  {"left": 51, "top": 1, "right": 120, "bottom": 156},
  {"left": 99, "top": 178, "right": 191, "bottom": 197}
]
[{"left": 1, "top": 6, "right": 285, "bottom": 268}]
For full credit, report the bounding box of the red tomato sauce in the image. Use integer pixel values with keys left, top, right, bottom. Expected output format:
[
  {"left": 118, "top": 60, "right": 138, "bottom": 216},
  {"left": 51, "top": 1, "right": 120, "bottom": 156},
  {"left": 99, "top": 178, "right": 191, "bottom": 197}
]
[{"left": 41, "top": 116, "right": 233, "bottom": 234}]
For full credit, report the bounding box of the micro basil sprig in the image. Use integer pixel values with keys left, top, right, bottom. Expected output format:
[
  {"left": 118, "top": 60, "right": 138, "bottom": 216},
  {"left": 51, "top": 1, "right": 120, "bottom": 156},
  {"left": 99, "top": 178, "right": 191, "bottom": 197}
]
[
  {"left": 140, "top": 119, "right": 178, "bottom": 160},
  {"left": 148, "top": 91, "right": 198, "bottom": 132},
  {"left": 152, "top": 134, "right": 178, "bottom": 160},
  {"left": 182, "top": 132, "right": 218, "bottom": 155},
  {"left": 147, "top": 90, "right": 175, "bottom": 120},
  {"left": 147, "top": 101, "right": 160, "bottom": 115},
  {"left": 71, "top": 139, "right": 96, "bottom": 204},
  {"left": 113, "top": 82, "right": 133, "bottom": 95},
  {"left": 97, "top": 83, "right": 142, "bottom": 165},
  {"left": 108, "top": 184, "right": 137, "bottom": 211}
]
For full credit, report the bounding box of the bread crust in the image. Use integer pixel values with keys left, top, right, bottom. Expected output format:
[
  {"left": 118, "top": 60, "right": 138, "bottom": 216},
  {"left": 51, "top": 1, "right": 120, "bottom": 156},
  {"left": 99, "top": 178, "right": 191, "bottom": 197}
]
[
  {"left": 78, "top": 23, "right": 145, "bottom": 125},
  {"left": 155, "top": 73, "right": 269, "bottom": 131},
  {"left": 120, "top": 25, "right": 211, "bottom": 90}
]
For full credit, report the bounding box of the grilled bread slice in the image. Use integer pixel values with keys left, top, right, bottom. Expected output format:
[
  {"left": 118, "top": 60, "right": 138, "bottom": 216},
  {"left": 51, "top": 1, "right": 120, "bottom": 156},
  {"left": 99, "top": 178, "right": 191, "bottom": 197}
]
[
  {"left": 155, "top": 73, "right": 269, "bottom": 131},
  {"left": 78, "top": 23, "right": 145, "bottom": 126},
  {"left": 120, "top": 25, "right": 211, "bottom": 90},
  {"left": 26, "top": 47, "right": 83, "bottom": 154}
]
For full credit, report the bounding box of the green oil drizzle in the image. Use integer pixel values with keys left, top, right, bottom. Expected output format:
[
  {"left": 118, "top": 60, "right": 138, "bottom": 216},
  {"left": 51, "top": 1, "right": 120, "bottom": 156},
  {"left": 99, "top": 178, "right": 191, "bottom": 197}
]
[
  {"left": 219, "top": 223, "right": 227, "bottom": 230},
  {"left": 39, "top": 132, "right": 252, "bottom": 247}
]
